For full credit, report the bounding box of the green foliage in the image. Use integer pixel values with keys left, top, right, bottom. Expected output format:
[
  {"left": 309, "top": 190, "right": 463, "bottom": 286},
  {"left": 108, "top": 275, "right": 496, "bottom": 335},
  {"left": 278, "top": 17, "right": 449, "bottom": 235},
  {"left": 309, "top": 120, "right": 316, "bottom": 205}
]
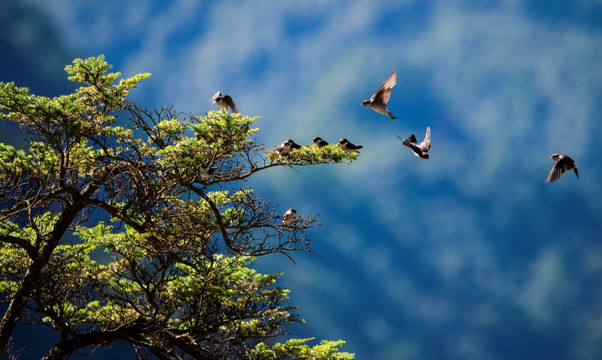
[
  {"left": 0, "top": 55, "right": 150, "bottom": 145},
  {"left": 0, "top": 55, "right": 354, "bottom": 359},
  {"left": 266, "top": 144, "right": 358, "bottom": 165},
  {"left": 249, "top": 338, "right": 354, "bottom": 360}
]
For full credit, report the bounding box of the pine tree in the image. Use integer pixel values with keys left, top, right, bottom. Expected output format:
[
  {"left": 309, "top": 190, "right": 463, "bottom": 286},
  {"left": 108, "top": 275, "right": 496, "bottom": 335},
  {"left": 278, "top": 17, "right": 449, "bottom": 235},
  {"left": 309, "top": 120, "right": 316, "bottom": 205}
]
[{"left": 0, "top": 56, "right": 355, "bottom": 359}]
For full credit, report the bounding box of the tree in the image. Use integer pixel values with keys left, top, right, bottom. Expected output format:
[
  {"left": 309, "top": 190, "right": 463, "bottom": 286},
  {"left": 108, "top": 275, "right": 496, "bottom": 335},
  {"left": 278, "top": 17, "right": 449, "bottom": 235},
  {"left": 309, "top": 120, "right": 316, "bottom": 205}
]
[{"left": 0, "top": 55, "right": 355, "bottom": 359}]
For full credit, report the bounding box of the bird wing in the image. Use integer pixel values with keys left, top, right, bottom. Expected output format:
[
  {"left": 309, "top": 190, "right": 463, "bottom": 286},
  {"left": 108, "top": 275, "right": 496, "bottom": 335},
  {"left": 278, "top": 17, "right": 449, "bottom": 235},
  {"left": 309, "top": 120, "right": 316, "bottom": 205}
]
[
  {"left": 545, "top": 162, "right": 563, "bottom": 183},
  {"left": 224, "top": 95, "right": 239, "bottom": 113},
  {"left": 371, "top": 70, "right": 397, "bottom": 105},
  {"left": 211, "top": 91, "right": 221, "bottom": 103},
  {"left": 350, "top": 142, "right": 363, "bottom": 150},
  {"left": 419, "top": 127, "right": 431, "bottom": 152},
  {"left": 399, "top": 136, "right": 416, "bottom": 151}
]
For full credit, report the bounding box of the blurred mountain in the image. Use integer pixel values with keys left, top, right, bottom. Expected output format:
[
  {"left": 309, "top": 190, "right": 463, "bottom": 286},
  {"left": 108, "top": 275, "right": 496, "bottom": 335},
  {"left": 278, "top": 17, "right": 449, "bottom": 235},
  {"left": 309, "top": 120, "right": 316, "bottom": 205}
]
[{"left": 2, "top": 1, "right": 602, "bottom": 359}]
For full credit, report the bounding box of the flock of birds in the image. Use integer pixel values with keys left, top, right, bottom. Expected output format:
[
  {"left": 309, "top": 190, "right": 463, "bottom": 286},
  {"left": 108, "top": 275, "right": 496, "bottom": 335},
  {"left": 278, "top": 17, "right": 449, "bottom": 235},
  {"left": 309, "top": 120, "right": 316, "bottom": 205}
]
[{"left": 211, "top": 70, "right": 579, "bottom": 223}]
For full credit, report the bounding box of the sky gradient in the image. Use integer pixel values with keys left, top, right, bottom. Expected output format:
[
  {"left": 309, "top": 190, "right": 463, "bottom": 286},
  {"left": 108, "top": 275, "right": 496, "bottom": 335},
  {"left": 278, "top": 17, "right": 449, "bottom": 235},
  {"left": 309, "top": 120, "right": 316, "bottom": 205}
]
[{"left": 2, "top": 1, "right": 602, "bottom": 359}]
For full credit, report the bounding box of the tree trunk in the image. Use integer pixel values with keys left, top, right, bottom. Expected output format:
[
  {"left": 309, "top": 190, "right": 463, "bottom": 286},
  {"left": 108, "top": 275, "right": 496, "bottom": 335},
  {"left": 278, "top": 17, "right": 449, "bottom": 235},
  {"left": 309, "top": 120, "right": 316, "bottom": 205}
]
[{"left": 0, "top": 202, "right": 84, "bottom": 354}]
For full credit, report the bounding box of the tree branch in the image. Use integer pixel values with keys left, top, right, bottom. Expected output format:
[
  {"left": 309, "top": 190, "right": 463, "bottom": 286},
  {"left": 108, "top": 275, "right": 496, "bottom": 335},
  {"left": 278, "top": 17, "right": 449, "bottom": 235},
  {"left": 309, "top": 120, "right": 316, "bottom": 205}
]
[
  {"left": 188, "top": 186, "right": 233, "bottom": 251},
  {"left": 0, "top": 235, "right": 37, "bottom": 260}
]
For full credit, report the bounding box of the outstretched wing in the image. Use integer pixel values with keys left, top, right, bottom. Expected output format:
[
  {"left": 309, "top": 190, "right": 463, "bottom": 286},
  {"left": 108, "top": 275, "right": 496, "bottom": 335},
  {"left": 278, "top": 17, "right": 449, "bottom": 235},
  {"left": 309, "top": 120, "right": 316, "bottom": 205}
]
[
  {"left": 545, "top": 162, "right": 564, "bottom": 183},
  {"left": 419, "top": 127, "right": 431, "bottom": 152},
  {"left": 224, "top": 95, "right": 239, "bottom": 113},
  {"left": 210, "top": 91, "right": 221, "bottom": 103},
  {"left": 404, "top": 134, "right": 417, "bottom": 145},
  {"left": 371, "top": 70, "right": 397, "bottom": 105}
]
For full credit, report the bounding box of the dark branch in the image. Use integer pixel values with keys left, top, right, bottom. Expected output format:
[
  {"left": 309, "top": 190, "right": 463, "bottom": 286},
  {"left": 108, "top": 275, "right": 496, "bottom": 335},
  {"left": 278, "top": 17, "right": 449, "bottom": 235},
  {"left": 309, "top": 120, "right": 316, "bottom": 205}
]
[{"left": 0, "top": 234, "right": 37, "bottom": 260}]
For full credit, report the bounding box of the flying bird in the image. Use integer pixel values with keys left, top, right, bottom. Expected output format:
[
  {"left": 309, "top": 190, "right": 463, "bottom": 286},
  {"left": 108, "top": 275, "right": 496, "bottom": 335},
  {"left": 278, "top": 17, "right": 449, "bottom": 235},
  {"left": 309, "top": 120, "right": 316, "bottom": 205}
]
[
  {"left": 361, "top": 70, "right": 397, "bottom": 119},
  {"left": 282, "top": 208, "right": 297, "bottom": 225},
  {"left": 274, "top": 138, "right": 301, "bottom": 155},
  {"left": 397, "top": 127, "right": 431, "bottom": 159},
  {"left": 211, "top": 91, "right": 240, "bottom": 113},
  {"left": 313, "top": 137, "right": 329, "bottom": 147},
  {"left": 200, "top": 163, "right": 217, "bottom": 179},
  {"left": 338, "top": 138, "right": 363, "bottom": 153},
  {"left": 545, "top": 153, "right": 579, "bottom": 183}
]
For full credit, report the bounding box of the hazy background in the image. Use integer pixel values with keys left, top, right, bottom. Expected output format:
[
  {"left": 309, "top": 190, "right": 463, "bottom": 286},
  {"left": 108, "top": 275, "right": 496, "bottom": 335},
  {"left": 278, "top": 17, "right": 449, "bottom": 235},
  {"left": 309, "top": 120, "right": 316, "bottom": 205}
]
[{"left": 2, "top": 0, "right": 602, "bottom": 359}]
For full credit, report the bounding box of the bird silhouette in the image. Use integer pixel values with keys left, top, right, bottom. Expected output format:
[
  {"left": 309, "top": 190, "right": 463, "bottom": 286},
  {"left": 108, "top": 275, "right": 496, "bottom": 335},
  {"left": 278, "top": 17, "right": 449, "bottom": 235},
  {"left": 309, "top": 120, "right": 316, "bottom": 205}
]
[
  {"left": 362, "top": 70, "right": 397, "bottom": 119},
  {"left": 274, "top": 138, "right": 301, "bottom": 155},
  {"left": 397, "top": 127, "right": 431, "bottom": 159},
  {"left": 211, "top": 91, "right": 239, "bottom": 113},
  {"left": 313, "top": 137, "right": 329, "bottom": 147},
  {"left": 545, "top": 154, "right": 579, "bottom": 183},
  {"left": 282, "top": 208, "right": 297, "bottom": 225},
  {"left": 338, "top": 138, "right": 363, "bottom": 153},
  {"left": 200, "top": 163, "right": 217, "bottom": 179}
]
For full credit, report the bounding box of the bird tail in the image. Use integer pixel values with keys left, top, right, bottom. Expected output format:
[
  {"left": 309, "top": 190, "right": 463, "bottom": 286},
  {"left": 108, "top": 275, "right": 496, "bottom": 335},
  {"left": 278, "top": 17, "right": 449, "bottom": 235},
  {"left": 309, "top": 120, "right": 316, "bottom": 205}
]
[{"left": 401, "top": 134, "right": 417, "bottom": 147}]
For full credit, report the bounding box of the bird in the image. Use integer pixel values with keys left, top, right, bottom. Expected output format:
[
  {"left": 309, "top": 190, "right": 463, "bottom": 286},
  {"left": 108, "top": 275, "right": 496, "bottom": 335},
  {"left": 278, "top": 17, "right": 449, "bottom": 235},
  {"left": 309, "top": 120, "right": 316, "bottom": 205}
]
[
  {"left": 361, "top": 70, "right": 397, "bottom": 119},
  {"left": 313, "top": 137, "right": 329, "bottom": 147},
  {"left": 199, "top": 163, "right": 217, "bottom": 179},
  {"left": 274, "top": 138, "right": 301, "bottom": 155},
  {"left": 545, "top": 154, "right": 579, "bottom": 183},
  {"left": 397, "top": 127, "right": 431, "bottom": 159},
  {"left": 282, "top": 208, "right": 297, "bottom": 225},
  {"left": 338, "top": 138, "right": 363, "bottom": 153},
  {"left": 211, "top": 91, "right": 240, "bottom": 113},
  {"left": 286, "top": 138, "right": 302, "bottom": 149}
]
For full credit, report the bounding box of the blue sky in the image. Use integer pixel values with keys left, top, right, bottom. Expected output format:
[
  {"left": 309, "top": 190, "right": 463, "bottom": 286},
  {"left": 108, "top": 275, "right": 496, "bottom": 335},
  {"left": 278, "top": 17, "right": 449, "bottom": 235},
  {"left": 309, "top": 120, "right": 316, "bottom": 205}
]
[{"left": 2, "top": 1, "right": 602, "bottom": 359}]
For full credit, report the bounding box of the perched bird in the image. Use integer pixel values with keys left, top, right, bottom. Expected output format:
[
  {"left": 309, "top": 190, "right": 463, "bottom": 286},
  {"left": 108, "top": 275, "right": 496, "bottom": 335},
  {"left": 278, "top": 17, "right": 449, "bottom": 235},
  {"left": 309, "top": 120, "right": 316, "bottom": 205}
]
[
  {"left": 338, "top": 138, "right": 363, "bottom": 153},
  {"left": 361, "top": 70, "right": 397, "bottom": 119},
  {"left": 397, "top": 127, "right": 431, "bottom": 159},
  {"left": 545, "top": 154, "right": 579, "bottom": 183},
  {"left": 313, "top": 136, "right": 329, "bottom": 147},
  {"left": 200, "top": 163, "right": 217, "bottom": 179},
  {"left": 211, "top": 91, "right": 240, "bottom": 113},
  {"left": 282, "top": 208, "right": 297, "bottom": 225},
  {"left": 287, "top": 138, "right": 302, "bottom": 149},
  {"left": 274, "top": 138, "right": 302, "bottom": 155}
]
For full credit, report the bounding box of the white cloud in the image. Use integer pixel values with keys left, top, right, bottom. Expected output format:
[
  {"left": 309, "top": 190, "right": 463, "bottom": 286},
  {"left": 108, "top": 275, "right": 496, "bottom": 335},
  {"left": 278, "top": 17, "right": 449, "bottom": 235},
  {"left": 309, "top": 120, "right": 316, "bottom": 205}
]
[{"left": 517, "top": 247, "right": 575, "bottom": 326}]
